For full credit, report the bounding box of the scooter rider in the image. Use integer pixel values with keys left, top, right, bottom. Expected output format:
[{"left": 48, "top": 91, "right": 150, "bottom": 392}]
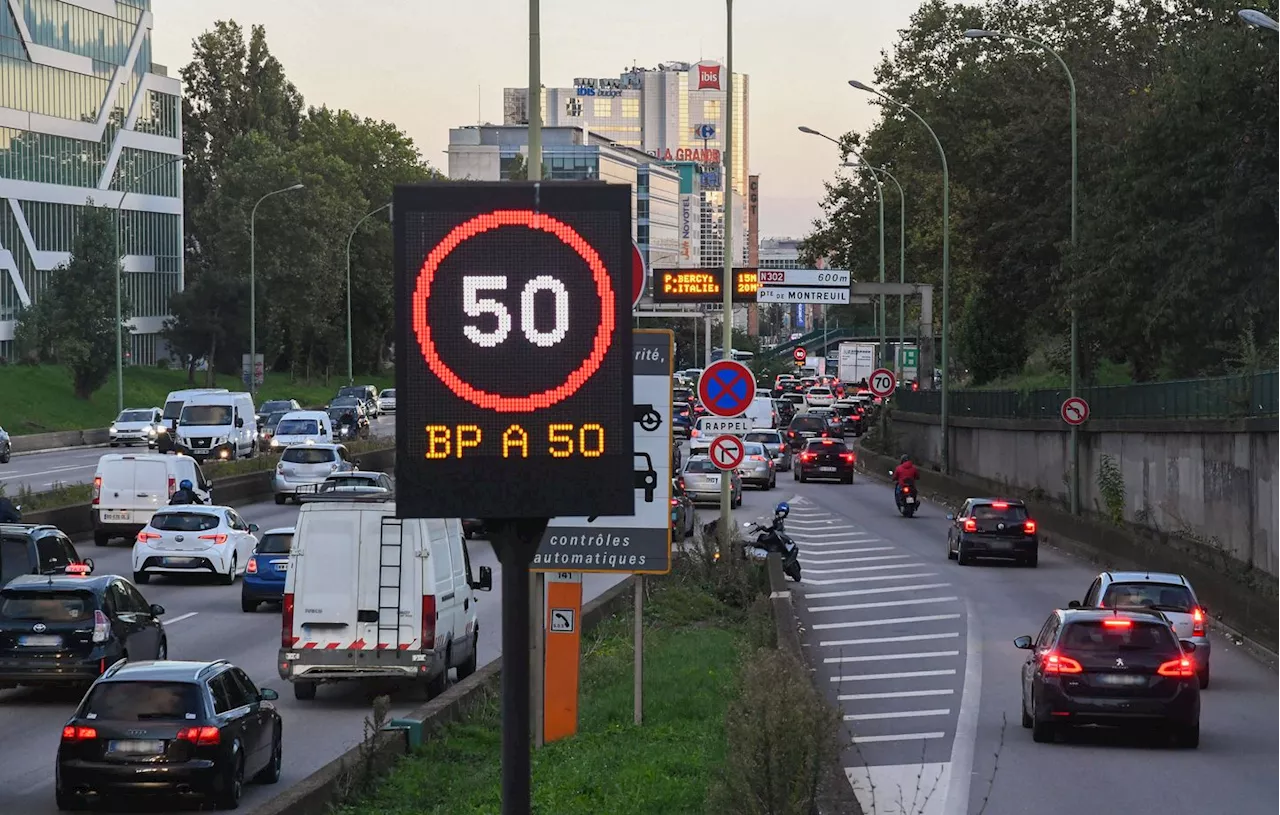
[
  {"left": 892, "top": 454, "right": 919, "bottom": 500},
  {"left": 169, "top": 479, "right": 203, "bottom": 505}
]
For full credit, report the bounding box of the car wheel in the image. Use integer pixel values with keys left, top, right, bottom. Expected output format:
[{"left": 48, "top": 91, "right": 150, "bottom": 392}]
[
  {"left": 133, "top": 571, "right": 150, "bottom": 584},
  {"left": 956, "top": 542, "right": 972, "bottom": 566},
  {"left": 843, "top": 474, "right": 854, "bottom": 484},
  {"left": 274, "top": 494, "right": 286, "bottom": 505},
  {"left": 1021, "top": 699, "right": 1032, "bottom": 729},
  {"left": 0, "top": 444, "right": 9, "bottom": 464},
  {"left": 457, "top": 634, "right": 479, "bottom": 680},
  {"left": 1031, "top": 715, "right": 1056, "bottom": 744},
  {"left": 1198, "top": 665, "right": 1210, "bottom": 690},
  {"left": 219, "top": 555, "right": 237, "bottom": 586},
  {"left": 214, "top": 752, "right": 244, "bottom": 809},
  {"left": 798, "top": 470, "right": 807, "bottom": 483},
  {"left": 241, "top": 595, "right": 258, "bottom": 613},
  {"left": 427, "top": 663, "right": 448, "bottom": 698},
  {"left": 293, "top": 681, "right": 317, "bottom": 701},
  {"left": 109, "top": 442, "right": 118, "bottom": 448},
  {"left": 1175, "top": 722, "right": 1200, "bottom": 749},
  {"left": 253, "top": 726, "right": 283, "bottom": 784},
  {"left": 793, "top": 468, "right": 800, "bottom": 481},
  {"left": 155, "top": 638, "right": 167, "bottom": 661},
  {"left": 94, "top": 531, "right": 110, "bottom": 547},
  {"left": 947, "top": 538, "right": 957, "bottom": 561},
  {"left": 1023, "top": 551, "right": 1039, "bottom": 568}
]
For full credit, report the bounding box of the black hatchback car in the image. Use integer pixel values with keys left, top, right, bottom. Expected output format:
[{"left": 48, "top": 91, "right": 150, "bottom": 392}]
[
  {"left": 1015, "top": 609, "right": 1201, "bottom": 747},
  {"left": 0, "top": 572, "right": 165, "bottom": 688},
  {"left": 1, "top": 523, "right": 91, "bottom": 586},
  {"left": 784, "top": 414, "right": 832, "bottom": 452},
  {"left": 794, "top": 438, "right": 856, "bottom": 484},
  {"left": 56, "top": 659, "right": 283, "bottom": 810},
  {"left": 946, "top": 498, "right": 1039, "bottom": 567}
]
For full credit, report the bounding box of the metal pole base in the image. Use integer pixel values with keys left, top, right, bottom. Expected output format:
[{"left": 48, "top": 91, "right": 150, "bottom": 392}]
[{"left": 486, "top": 517, "right": 550, "bottom": 815}]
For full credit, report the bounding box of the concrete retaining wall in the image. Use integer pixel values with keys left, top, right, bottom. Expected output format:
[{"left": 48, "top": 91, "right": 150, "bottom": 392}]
[
  {"left": 891, "top": 412, "right": 1279, "bottom": 577},
  {"left": 10, "top": 428, "right": 109, "bottom": 454}
]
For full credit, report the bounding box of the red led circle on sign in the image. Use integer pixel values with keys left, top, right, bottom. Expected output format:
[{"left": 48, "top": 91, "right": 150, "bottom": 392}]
[{"left": 412, "top": 209, "right": 617, "bottom": 413}]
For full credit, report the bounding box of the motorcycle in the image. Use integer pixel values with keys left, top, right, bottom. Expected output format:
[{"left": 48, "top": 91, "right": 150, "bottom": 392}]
[
  {"left": 890, "top": 471, "right": 918, "bottom": 517},
  {"left": 743, "top": 503, "right": 802, "bottom": 582}
]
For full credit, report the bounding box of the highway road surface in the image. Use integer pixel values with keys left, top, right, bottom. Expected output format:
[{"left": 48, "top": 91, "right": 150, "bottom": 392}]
[
  {"left": 788, "top": 476, "right": 1278, "bottom": 815},
  {"left": 0, "top": 414, "right": 397, "bottom": 494}
]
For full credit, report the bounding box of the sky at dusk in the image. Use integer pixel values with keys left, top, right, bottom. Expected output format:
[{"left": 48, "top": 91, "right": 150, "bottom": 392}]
[{"left": 151, "top": 1, "right": 920, "bottom": 239}]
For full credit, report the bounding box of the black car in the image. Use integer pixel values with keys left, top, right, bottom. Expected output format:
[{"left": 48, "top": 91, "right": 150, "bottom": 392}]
[
  {"left": 772, "top": 398, "right": 796, "bottom": 426},
  {"left": 1015, "top": 608, "right": 1200, "bottom": 747},
  {"left": 670, "top": 477, "right": 696, "bottom": 539},
  {"left": 255, "top": 399, "right": 300, "bottom": 426},
  {"left": 832, "top": 401, "right": 867, "bottom": 436},
  {"left": 258, "top": 411, "right": 290, "bottom": 452},
  {"left": 336, "top": 385, "right": 379, "bottom": 418},
  {"left": 784, "top": 414, "right": 831, "bottom": 452},
  {"left": 1, "top": 523, "right": 91, "bottom": 585},
  {"left": 793, "top": 438, "right": 856, "bottom": 484},
  {"left": 56, "top": 659, "right": 282, "bottom": 810},
  {"left": 0, "top": 572, "right": 165, "bottom": 688},
  {"left": 946, "top": 498, "right": 1039, "bottom": 567}
]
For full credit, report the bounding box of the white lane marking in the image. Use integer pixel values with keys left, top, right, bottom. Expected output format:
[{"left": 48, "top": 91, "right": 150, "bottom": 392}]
[
  {"left": 0, "top": 463, "right": 92, "bottom": 481},
  {"left": 804, "top": 566, "right": 933, "bottom": 583},
  {"left": 792, "top": 541, "right": 885, "bottom": 549},
  {"left": 942, "top": 599, "right": 982, "bottom": 815},
  {"left": 845, "top": 708, "right": 952, "bottom": 721},
  {"left": 793, "top": 530, "right": 872, "bottom": 538},
  {"left": 839, "top": 688, "right": 955, "bottom": 701},
  {"left": 163, "top": 612, "right": 199, "bottom": 625},
  {"left": 807, "top": 583, "right": 952, "bottom": 600},
  {"left": 784, "top": 520, "right": 845, "bottom": 526},
  {"left": 822, "top": 632, "right": 959, "bottom": 648},
  {"left": 847, "top": 763, "right": 951, "bottom": 815},
  {"left": 814, "top": 613, "right": 961, "bottom": 631},
  {"left": 808, "top": 597, "right": 959, "bottom": 613},
  {"left": 825, "top": 650, "right": 960, "bottom": 664},
  {"left": 803, "top": 556, "right": 911, "bottom": 570},
  {"left": 803, "top": 572, "right": 937, "bottom": 589},
  {"left": 797, "top": 547, "right": 895, "bottom": 556},
  {"left": 832, "top": 669, "right": 957, "bottom": 682},
  {"left": 852, "top": 732, "right": 947, "bottom": 743}
]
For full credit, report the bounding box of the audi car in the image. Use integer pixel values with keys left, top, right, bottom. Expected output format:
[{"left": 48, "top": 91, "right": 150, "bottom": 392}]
[{"left": 946, "top": 498, "right": 1039, "bottom": 567}]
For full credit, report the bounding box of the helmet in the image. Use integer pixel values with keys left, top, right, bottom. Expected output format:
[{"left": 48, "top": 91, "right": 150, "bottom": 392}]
[
  {"left": 774, "top": 501, "right": 790, "bottom": 518},
  {"left": 900, "top": 454, "right": 910, "bottom": 464},
  {"left": 179, "top": 479, "right": 193, "bottom": 491}
]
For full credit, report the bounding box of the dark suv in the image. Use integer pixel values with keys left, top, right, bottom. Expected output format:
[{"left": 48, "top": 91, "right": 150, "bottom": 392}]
[
  {"left": 946, "top": 498, "right": 1040, "bottom": 567},
  {"left": 56, "top": 659, "right": 283, "bottom": 810},
  {"left": 0, "top": 573, "right": 165, "bottom": 688},
  {"left": 0, "top": 524, "right": 91, "bottom": 587},
  {"left": 784, "top": 414, "right": 831, "bottom": 452}
]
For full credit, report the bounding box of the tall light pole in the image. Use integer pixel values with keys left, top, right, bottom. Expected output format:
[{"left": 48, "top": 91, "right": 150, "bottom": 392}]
[
  {"left": 249, "top": 184, "right": 304, "bottom": 396},
  {"left": 964, "top": 29, "right": 1081, "bottom": 515},
  {"left": 1239, "top": 8, "right": 1280, "bottom": 30},
  {"left": 848, "top": 162, "right": 906, "bottom": 374},
  {"left": 797, "top": 126, "right": 886, "bottom": 367},
  {"left": 114, "top": 155, "right": 183, "bottom": 413},
  {"left": 849, "top": 80, "right": 952, "bottom": 472},
  {"left": 720, "top": 0, "right": 736, "bottom": 545},
  {"left": 344, "top": 202, "right": 391, "bottom": 385}
]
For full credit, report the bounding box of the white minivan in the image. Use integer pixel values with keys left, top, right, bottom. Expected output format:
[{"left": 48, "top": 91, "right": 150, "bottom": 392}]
[
  {"left": 743, "top": 396, "right": 778, "bottom": 429},
  {"left": 162, "top": 388, "right": 229, "bottom": 425},
  {"left": 269, "top": 410, "right": 333, "bottom": 450},
  {"left": 175, "top": 391, "right": 258, "bottom": 461},
  {"left": 91, "top": 453, "right": 212, "bottom": 547},
  {"left": 277, "top": 501, "right": 492, "bottom": 701}
]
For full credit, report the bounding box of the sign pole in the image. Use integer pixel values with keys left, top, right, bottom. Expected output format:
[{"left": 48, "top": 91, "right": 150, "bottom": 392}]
[
  {"left": 527, "top": 0, "right": 546, "bottom": 754},
  {"left": 634, "top": 574, "right": 644, "bottom": 725},
  {"left": 721, "top": 0, "right": 735, "bottom": 535}
]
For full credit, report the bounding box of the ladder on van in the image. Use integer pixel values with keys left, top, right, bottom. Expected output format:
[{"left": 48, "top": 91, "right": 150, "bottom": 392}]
[{"left": 377, "top": 518, "right": 405, "bottom": 650}]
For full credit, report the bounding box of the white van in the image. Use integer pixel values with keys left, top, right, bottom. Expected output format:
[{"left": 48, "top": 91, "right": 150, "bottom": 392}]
[
  {"left": 162, "top": 388, "right": 229, "bottom": 425},
  {"left": 277, "top": 501, "right": 492, "bottom": 700},
  {"left": 176, "top": 391, "right": 258, "bottom": 461},
  {"left": 91, "top": 453, "right": 212, "bottom": 547},
  {"left": 269, "top": 410, "right": 333, "bottom": 450},
  {"left": 744, "top": 396, "right": 777, "bottom": 429}
]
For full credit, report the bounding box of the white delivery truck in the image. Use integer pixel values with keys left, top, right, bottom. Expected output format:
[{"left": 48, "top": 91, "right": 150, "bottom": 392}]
[
  {"left": 278, "top": 500, "right": 492, "bottom": 700},
  {"left": 91, "top": 453, "right": 212, "bottom": 547},
  {"left": 837, "top": 342, "right": 878, "bottom": 385}
]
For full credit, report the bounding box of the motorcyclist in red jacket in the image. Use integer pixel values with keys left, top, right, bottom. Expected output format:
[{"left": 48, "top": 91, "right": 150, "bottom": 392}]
[{"left": 893, "top": 455, "right": 919, "bottom": 499}]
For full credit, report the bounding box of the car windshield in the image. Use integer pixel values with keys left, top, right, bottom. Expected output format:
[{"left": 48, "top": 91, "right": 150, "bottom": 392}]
[
  {"left": 149, "top": 512, "right": 220, "bottom": 532},
  {"left": 82, "top": 681, "right": 203, "bottom": 721},
  {"left": 338, "top": 387, "right": 365, "bottom": 399},
  {"left": 282, "top": 448, "right": 337, "bottom": 464},
  {"left": 744, "top": 432, "right": 780, "bottom": 444},
  {"left": 743, "top": 443, "right": 767, "bottom": 456},
  {"left": 806, "top": 440, "right": 848, "bottom": 453},
  {"left": 1102, "top": 583, "right": 1195, "bottom": 613},
  {"left": 256, "top": 533, "right": 293, "bottom": 555},
  {"left": 1060, "top": 620, "right": 1179, "bottom": 652},
  {"left": 0, "top": 590, "right": 94, "bottom": 622},
  {"left": 117, "top": 410, "right": 153, "bottom": 423},
  {"left": 328, "top": 409, "right": 355, "bottom": 421},
  {"left": 809, "top": 388, "right": 832, "bottom": 396},
  {"left": 971, "top": 503, "right": 1029, "bottom": 521},
  {"left": 276, "top": 419, "right": 319, "bottom": 436},
  {"left": 380, "top": 390, "right": 396, "bottom": 398},
  {"left": 180, "top": 405, "right": 232, "bottom": 426},
  {"left": 325, "top": 476, "right": 381, "bottom": 488},
  {"left": 783, "top": 394, "right": 804, "bottom": 404},
  {"left": 684, "top": 459, "right": 719, "bottom": 474},
  {"left": 259, "top": 401, "right": 292, "bottom": 414},
  {"left": 331, "top": 397, "right": 360, "bottom": 408},
  {"left": 790, "top": 417, "right": 826, "bottom": 432}
]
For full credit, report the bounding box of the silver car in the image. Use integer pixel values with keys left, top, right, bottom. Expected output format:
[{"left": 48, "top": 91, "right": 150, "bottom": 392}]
[
  {"left": 681, "top": 456, "right": 743, "bottom": 508},
  {"left": 744, "top": 428, "right": 791, "bottom": 471},
  {"left": 108, "top": 407, "right": 164, "bottom": 448},
  {"left": 272, "top": 443, "right": 357, "bottom": 504},
  {"left": 738, "top": 441, "right": 776, "bottom": 489}
]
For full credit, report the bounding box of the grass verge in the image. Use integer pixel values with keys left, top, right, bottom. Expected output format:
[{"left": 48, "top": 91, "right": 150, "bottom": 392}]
[{"left": 0, "top": 364, "right": 393, "bottom": 436}]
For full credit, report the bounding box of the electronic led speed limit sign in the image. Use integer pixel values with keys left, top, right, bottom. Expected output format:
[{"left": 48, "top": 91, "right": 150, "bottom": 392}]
[{"left": 393, "top": 183, "right": 635, "bottom": 519}]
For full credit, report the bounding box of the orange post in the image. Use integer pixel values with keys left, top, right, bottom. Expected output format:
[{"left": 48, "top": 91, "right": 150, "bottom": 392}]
[{"left": 543, "top": 572, "right": 583, "bottom": 743}]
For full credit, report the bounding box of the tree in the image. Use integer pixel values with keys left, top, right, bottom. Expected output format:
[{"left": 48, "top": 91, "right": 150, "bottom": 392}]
[{"left": 14, "top": 204, "right": 126, "bottom": 398}]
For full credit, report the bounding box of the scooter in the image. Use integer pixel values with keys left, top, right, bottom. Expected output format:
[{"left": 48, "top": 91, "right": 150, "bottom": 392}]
[
  {"left": 890, "top": 472, "right": 918, "bottom": 517},
  {"left": 743, "top": 502, "right": 802, "bottom": 582}
]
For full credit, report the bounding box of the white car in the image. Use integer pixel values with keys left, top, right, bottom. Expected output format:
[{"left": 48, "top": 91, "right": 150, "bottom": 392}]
[
  {"left": 109, "top": 407, "right": 164, "bottom": 448},
  {"left": 805, "top": 386, "right": 836, "bottom": 408},
  {"left": 132, "top": 505, "right": 259, "bottom": 585},
  {"left": 377, "top": 388, "right": 397, "bottom": 413}
]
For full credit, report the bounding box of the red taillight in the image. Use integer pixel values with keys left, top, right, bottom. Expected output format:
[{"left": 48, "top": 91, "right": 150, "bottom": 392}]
[
  {"left": 991, "top": 501, "right": 1009, "bottom": 509},
  {"left": 136, "top": 531, "right": 161, "bottom": 543},
  {"left": 246, "top": 558, "right": 258, "bottom": 574},
  {"left": 282, "top": 593, "right": 295, "bottom": 648},
  {"left": 963, "top": 518, "right": 977, "bottom": 533},
  {"left": 198, "top": 534, "right": 228, "bottom": 545},
  {"left": 1192, "top": 607, "right": 1205, "bottom": 637},
  {"left": 421, "top": 595, "right": 437, "bottom": 650},
  {"left": 92, "top": 476, "right": 102, "bottom": 505},
  {"left": 92, "top": 610, "right": 110, "bottom": 643},
  {"left": 750, "top": 455, "right": 766, "bottom": 461},
  {"left": 177, "top": 725, "right": 221, "bottom": 746},
  {"left": 670, "top": 498, "right": 679, "bottom": 506},
  {"left": 1024, "top": 519, "right": 1037, "bottom": 534},
  {"left": 821, "top": 439, "right": 834, "bottom": 445},
  {"left": 64, "top": 563, "right": 91, "bottom": 575},
  {"left": 1102, "top": 618, "right": 1132, "bottom": 628},
  {"left": 840, "top": 452, "right": 856, "bottom": 463},
  {"left": 61, "top": 725, "right": 97, "bottom": 742},
  {"left": 1042, "top": 652, "right": 1083, "bottom": 675},
  {"left": 1157, "top": 657, "right": 1196, "bottom": 678},
  {"left": 799, "top": 452, "right": 816, "bottom": 462},
  {"left": 901, "top": 484, "right": 912, "bottom": 493},
  {"left": 168, "top": 477, "right": 176, "bottom": 497}
]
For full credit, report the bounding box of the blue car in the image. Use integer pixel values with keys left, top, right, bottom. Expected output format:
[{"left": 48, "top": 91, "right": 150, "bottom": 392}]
[{"left": 241, "top": 526, "right": 294, "bottom": 612}]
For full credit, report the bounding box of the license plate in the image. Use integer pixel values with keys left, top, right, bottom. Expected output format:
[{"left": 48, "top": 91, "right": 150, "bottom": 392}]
[
  {"left": 819, "top": 466, "right": 837, "bottom": 472},
  {"left": 162, "top": 557, "right": 195, "bottom": 566},
  {"left": 101, "top": 511, "right": 129, "bottom": 522},
  {"left": 1098, "top": 674, "right": 1146, "bottom": 686},
  {"left": 18, "top": 635, "right": 61, "bottom": 647},
  {"left": 109, "top": 739, "right": 165, "bottom": 755},
  {"left": 905, "top": 497, "right": 916, "bottom": 504},
  {"left": 275, "top": 562, "right": 289, "bottom": 571}
]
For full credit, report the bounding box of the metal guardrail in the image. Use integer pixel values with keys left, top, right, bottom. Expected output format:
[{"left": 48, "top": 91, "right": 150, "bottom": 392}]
[{"left": 892, "top": 371, "right": 1279, "bottom": 420}]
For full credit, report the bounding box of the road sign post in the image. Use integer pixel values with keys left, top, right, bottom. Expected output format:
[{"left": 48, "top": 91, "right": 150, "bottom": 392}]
[
  {"left": 869, "top": 368, "right": 897, "bottom": 398},
  {"left": 793, "top": 347, "right": 807, "bottom": 363},
  {"left": 709, "top": 433, "right": 746, "bottom": 470},
  {"left": 698, "top": 359, "right": 757, "bottom": 418},
  {"left": 1060, "top": 396, "right": 1089, "bottom": 426}
]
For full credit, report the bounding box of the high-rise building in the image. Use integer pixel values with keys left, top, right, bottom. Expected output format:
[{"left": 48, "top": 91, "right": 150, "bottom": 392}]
[
  {"left": 505, "top": 60, "right": 749, "bottom": 270},
  {"left": 0, "top": 0, "right": 182, "bottom": 363}
]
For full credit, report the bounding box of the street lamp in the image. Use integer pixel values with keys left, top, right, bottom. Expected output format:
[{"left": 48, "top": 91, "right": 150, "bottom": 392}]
[
  {"left": 344, "top": 202, "right": 392, "bottom": 385},
  {"left": 845, "top": 161, "right": 906, "bottom": 374},
  {"left": 798, "top": 126, "right": 887, "bottom": 367},
  {"left": 249, "top": 183, "right": 305, "bottom": 395},
  {"left": 963, "top": 28, "right": 1082, "bottom": 516},
  {"left": 1239, "top": 8, "right": 1279, "bottom": 30},
  {"left": 848, "top": 79, "right": 953, "bottom": 472},
  {"left": 114, "top": 154, "right": 183, "bottom": 413}
]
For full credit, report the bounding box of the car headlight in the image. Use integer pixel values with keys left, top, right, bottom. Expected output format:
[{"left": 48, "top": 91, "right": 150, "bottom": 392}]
[
  {"left": 270, "top": 438, "right": 280, "bottom": 448},
  {"left": 109, "top": 425, "right": 117, "bottom": 434}
]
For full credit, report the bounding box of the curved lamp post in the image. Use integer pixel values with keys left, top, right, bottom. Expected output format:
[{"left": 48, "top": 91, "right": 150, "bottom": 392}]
[
  {"left": 344, "top": 202, "right": 392, "bottom": 385},
  {"left": 848, "top": 79, "right": 953, "bottom": 472},
  {"left": 249, "top": 183, "right": 305, "bottom": 395},
  {"left": 1239, "top": 8, "right": 1279, "bottom": 30},
  {"left": 964, "top": 28, "right": 1082, "bottom": 515}
]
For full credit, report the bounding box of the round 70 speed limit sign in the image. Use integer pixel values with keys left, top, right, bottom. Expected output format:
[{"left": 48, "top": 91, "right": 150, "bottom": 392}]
[{"left": 869, "top": 368, "right": 897, "bottom": 398}]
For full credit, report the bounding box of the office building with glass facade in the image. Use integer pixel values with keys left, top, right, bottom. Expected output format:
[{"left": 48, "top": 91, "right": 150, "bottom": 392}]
[
  {"left": 447, "top": 124, "right": 680, "bottom": 273},
  {"left": 504, "top": 60, "right": 750, "bottom": 270},
  {"left": 0, "top": 0, "right": 182, "bottom": 363}
]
